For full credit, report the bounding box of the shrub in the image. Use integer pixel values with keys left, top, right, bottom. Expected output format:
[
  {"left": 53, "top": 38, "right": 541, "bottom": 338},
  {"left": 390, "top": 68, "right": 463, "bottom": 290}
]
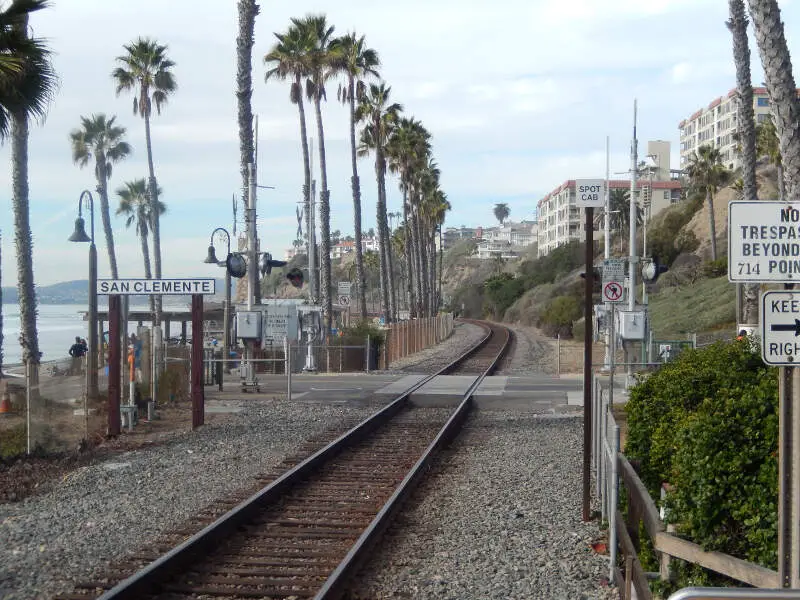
[
  {"left": 338, "top": 320, "right": 385, "bottom": 349},
  {"left": 538, "top": 294, "right": 581, "bottom": 337},
  {"left": 702, "top": 257, "right": 728, "bottom": 278},
  {"left": 625, "top": 339, "right": 769, "bottom": 495},
  {"left": 484, "top": 273, "right": 526, "bottom": 319},
  {"left": 0, "top": 424, "right": 26, "bottom": 458},
  {"left": 667, "top": 373, "right": 778, "bottom": 567}
]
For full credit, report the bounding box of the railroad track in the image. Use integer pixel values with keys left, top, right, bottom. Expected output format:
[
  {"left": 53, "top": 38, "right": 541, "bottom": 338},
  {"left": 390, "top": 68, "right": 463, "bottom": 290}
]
[{"left": 56, "top": 320, "right": 511, "bottom": 600}]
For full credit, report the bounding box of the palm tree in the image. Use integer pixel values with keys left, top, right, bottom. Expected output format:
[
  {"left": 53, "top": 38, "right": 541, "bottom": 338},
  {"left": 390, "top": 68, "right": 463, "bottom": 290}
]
[
  {"left": 333, "top": 32, "right": 379, "bottom": 319},
  {"left": 1, "top": 0, "right": 57, "bottom": 385},
  {"left": 608, "top": 188, "right": 641, "bottom": 244},
  {"left": 757, "top": 117, "right": 782, "bottom": 199},
  {"left": 236, "top": 0, "right": 259, "bottom": 203},
  {"left": 265, "top": 23, "right": 315, "bottom": 299},
  {"left": 297, "top": 14, "right": 338, "bottom": 332},
  {"left": 493, "top": 203, "right": 510, "bottom": 225},
  {"left": 746, "top": 0, "right": 800, "bottom": 199},
  {"left": 358, "top": 82, "right": 402, "bottom": 323},
  {"left": 387, "top": 116, "right": 431, "bottom": 317},
  {"left": 116, "top": 179, "right": 165, "bottom": 310},
  {"left": 686, "top": 145, "right": 730, "bottom": 261},
  {"left": 112, "top": 37, "right": 176, "bottom": 324},
  {"left": 728, "top": 0, "right": 759, "bottom": 328},
  {"left": 69, "top": 114, "right": 131, "bottom": 279}
]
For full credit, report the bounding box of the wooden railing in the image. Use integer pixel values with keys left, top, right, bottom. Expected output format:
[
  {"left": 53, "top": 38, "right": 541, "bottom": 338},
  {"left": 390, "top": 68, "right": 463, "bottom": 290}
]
[{"left": 615, "top": 454, "right": 778, "bottom": 599}]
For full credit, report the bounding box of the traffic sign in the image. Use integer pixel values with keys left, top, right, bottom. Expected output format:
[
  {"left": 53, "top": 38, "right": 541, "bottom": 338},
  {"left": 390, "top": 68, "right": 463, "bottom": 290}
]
[
  {"left": 761, "top": 291, "right": 800, "bottom": 365},
  {"left": 574, "top": 179, "right": 606, "bottom": 208},
  {"left": 337, "top": 281, "right": 352, "bottom": 296},
  {"left": 338, "top": 295, "right": 350, "bottom": 306},
  {"left": 602, "top": 258, "right": 626, "bottom": 303},
  {"left": 729, "top": 201, "right": 800, "bottom": 282},
  {"left": 602, "top": 281, "right": 625, "bottom": 303},
  {"left": 602, "top": 258, "right": 626, "bottom": 281}
]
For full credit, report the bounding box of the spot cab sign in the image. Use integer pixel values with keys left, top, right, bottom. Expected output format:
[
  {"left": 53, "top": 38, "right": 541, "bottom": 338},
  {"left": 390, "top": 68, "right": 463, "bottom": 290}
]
[{"left": 574, "top": 179, "right": 605, "bottom": 208}]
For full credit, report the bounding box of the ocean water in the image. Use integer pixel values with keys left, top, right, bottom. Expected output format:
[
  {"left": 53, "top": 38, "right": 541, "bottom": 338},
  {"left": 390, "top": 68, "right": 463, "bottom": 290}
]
[{"left": 2, "top": 303, "right": 187, "bottom": 366}]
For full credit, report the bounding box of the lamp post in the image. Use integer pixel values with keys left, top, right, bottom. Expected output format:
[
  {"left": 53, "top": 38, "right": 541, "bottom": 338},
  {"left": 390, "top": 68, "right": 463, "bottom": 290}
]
[
  {"left": 204, "top": 228, "right": 232, "bottom": 371},
  {"left": 68, "top": 190, "right": 98, "bottom": 402}
]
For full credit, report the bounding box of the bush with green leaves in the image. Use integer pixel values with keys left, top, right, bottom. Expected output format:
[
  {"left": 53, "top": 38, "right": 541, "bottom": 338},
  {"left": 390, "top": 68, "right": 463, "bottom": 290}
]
[
  {"left": 339, "top": 320, "right": 385, "bottom": 348},
  {"left": 625, "top": 339, "right": 770, "bottom": 495},
  {"left": 538, "top": 294, "right": 581, "bottom": 337},
  {"left": 625, "top": 338, "right": 779, "bottom": 577},
  {"left": 667, "top": 372, "right": 778, "bottom": 567},
  {"left": 702, "top": 257, "right": 728, "bottom": 278},
  {"left": 483, "top": 272, "right": 526, "bottom": 319}
]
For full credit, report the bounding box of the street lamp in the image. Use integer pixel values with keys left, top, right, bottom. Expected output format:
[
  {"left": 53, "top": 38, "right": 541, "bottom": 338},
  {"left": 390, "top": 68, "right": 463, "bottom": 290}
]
[
  {"left": 68, "top": 190, "right": 98, "bottom": 402},
  {"left": 204, "top": 227, "right": 233, "bottom": 371}
]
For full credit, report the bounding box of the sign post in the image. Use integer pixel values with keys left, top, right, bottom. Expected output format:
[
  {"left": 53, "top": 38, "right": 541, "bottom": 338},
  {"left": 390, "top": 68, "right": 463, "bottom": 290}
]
[
  {"left": 730, "top": 202, "right": 800, "bottom": 587},
  {"left": 97, "top": 278, "right": 216, "bottom": 433},
  {"left": 575, "top": 179, "right": 604, "bottom": 523}
]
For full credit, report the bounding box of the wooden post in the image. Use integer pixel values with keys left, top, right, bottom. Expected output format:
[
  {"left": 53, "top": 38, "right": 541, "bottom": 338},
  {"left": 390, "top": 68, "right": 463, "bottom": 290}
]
[
  {"left": 191, "top": 294, "right": 204, "bottom": 429},
  {"left": 107, "top": 294, "right": 121, "bottom": 436},
  {"left": 583, "top": 206, "right": 594, "bottom": 521}
]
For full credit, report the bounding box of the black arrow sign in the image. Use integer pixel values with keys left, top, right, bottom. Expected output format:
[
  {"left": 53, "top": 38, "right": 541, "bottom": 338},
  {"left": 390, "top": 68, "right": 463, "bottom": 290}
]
[{"left": 771, "top": 319, "right": 800, "bottom": 336}]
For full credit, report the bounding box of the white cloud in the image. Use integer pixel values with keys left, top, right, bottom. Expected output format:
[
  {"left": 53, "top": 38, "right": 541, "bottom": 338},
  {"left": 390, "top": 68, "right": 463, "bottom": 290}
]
[{"left": 1, "top": 0, "right": 799, "bottom": 287}]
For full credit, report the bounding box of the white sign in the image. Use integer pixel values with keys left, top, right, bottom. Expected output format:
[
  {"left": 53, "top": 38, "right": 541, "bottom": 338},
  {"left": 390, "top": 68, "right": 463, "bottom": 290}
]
[
  {"left": 729, "top": 201, "right": 800, "bottom": 282},
  {"left": 603, "top": 258, "right": 626, "bottom": 281},
  {"left": 263, "top": 305, "right": 299, "bottom": 344},
  {"left": 574, "top": 179, "right": 606, "bottom": 208},
  {"left": 337, "top": 281, "right": 352, "bottom": 296},
  {"left": 338, "top": 295, "right": 351, "bottom": 306},
  {"left": 97, "top": 278, "right": 216, "bottom": 295},
  {"left": 761, "top": 291, "right": 800, "bottom": 365},
  {"left": 602, "top": 258, "right": 626, "bottom": 303}
]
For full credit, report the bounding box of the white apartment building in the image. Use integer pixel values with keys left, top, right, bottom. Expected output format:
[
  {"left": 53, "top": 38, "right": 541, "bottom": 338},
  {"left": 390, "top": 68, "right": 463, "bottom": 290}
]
[
  {"left": 479, "top": 221, "right": 538, "bottom": 247},
  {"left": 679, "top": 86, "right": 777, "bottom": 171},
  {"left": 537, "top": 179, "right": 682, "bottom": 258},
  {"left": 537, "top": 141, "right": 681, "bottom": 257}
]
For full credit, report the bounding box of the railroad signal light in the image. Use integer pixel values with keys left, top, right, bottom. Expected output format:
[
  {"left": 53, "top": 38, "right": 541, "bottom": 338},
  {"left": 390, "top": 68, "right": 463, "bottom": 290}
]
[
  {"left": 286, "top": 267, "right": 304, "bottom": 288},
  {"left": 642, "top": 257, "right": 669, "bottom": 283},
  {"left": 259, "top": 252, "right": 288, "bottom": 275},
  {"left": 580, "top": 268, "right": 602, "bottom": 293},
  {"left": 225, "top": 253, "right": 247, "bottom": 279}
]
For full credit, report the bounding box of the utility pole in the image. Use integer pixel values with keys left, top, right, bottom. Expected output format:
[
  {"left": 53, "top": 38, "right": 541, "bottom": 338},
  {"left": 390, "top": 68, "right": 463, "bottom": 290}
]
[
  {"left": 628, "top": 100, "right": 639, "bottom": 387},
  {"left": 604, "top": 135, "right": 611, "bottom": 371},
  {"left": 253, "top": 115, "right": 261, "bottom": 305}
]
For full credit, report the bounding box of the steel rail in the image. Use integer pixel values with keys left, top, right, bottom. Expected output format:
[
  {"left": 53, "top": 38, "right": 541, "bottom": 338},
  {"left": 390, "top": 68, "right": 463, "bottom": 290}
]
[
  {"left": 315, "top": 321, "right": 511, "bottom": 599},
  {"left": 94, "top": 320, "right": 508, "bottom": 600}
]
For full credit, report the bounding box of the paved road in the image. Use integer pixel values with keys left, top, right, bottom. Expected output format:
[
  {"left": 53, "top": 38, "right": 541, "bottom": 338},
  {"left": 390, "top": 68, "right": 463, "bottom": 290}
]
[{"left": 205, "top": 372, "right": 604, "bottom": 414}]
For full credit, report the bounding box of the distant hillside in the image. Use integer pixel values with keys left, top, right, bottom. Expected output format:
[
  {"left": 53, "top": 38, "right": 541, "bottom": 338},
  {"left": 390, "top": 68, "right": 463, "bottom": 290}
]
[{"left": 2, "top": 278, "right": 228, "bottom": 305}]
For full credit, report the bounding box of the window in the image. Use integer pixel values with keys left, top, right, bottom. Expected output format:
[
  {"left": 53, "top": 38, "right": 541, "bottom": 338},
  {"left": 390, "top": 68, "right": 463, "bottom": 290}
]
[
  {"left": 757, "top": 97, "right": 770, "bottom": 107},
  {"left": 664, "top": 191, "right": 670, "bottom": 199},
  {"left": 757, "top": 114, "right": 769, "bottom": 123}
]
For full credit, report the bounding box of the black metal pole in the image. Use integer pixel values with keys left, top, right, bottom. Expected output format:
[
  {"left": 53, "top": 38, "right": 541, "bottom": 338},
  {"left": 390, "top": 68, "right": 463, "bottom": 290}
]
[{"left": 583, "top": 207, "right": 594, "bottom": 522}]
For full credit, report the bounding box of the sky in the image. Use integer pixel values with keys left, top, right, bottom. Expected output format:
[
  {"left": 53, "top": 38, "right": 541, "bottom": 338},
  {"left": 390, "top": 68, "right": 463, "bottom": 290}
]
[{"left": 1, "top": 0, "right": 799, "bottom": 285}]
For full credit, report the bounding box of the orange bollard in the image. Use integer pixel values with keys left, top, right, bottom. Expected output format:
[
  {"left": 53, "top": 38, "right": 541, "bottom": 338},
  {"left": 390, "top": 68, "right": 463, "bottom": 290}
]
[{"left": 0, "top": 389, "right": 11, "bottom": 414}]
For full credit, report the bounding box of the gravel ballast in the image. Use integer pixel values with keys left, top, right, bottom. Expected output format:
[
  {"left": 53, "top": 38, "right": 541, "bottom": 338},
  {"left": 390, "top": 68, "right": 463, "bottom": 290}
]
[
  {"left": 352, "top": 411, "right": 615, "bottom": 600},
  {"left": 388, "top": 321, "right": 487, "bottom": 373},
  {"left": 0, "top": 401, "right": 380, "bottom": 600}
]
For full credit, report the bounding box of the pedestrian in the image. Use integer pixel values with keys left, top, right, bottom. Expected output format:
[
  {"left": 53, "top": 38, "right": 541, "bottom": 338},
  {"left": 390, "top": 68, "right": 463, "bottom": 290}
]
[
  {"left": 68, "top": 336, "right": 87, "bottom": 375},
  {"left": 130, "top": 333, "right": 143, "bottom": 383}
]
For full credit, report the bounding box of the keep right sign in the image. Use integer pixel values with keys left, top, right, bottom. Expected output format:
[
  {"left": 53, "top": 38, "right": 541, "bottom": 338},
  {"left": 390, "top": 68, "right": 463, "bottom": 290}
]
[{"left": 761, "top": 291, "right": 800, "bottom": 365}]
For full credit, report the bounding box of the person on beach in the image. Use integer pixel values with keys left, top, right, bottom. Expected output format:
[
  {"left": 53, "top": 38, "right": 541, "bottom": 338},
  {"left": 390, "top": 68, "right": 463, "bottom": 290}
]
[{"left": 68, "top": 336, "right": 87, "bottom": 375}]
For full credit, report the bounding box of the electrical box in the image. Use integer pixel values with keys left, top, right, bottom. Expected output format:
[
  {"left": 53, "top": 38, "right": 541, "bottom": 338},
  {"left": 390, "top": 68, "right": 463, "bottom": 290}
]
[
  {"left": 236, "top": 311, "right": 262, "bottom": 339},
  {"left": 618, "top": 310, "right": 646, "bottom": 340}
]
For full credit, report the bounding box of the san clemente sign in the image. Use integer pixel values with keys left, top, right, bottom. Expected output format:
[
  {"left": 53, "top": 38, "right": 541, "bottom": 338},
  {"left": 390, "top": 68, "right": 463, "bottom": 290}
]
[{"left": 97, "top": 278, "right": 216, "bottom": 295}]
